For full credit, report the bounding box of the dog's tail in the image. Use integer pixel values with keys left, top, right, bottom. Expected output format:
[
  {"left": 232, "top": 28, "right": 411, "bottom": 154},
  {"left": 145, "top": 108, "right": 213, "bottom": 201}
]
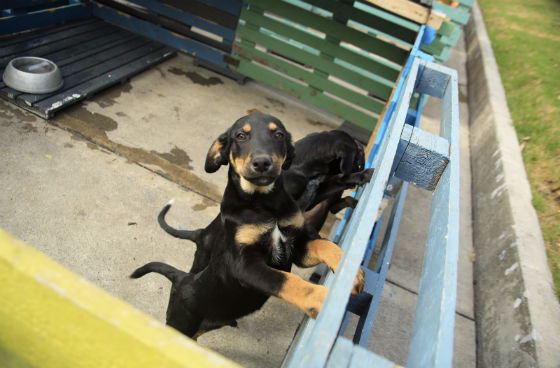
[
  {"left": 158, "top": 200, "right": 202, "bottom": 242},
  {"left": 130, "top": 262, "right": 185, "bottom": 283}
]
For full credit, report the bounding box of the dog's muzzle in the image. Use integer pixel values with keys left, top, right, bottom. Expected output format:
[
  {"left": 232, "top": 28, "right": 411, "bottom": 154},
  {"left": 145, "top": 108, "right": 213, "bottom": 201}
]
[{"left": 244, "top": 155, "right": 279, "bottom": 186}]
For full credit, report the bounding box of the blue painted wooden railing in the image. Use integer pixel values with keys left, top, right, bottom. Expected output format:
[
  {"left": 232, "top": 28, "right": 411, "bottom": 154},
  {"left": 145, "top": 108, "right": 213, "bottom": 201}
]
[{"left": 283, "top": 36, "right": 460, "bottom": 368}]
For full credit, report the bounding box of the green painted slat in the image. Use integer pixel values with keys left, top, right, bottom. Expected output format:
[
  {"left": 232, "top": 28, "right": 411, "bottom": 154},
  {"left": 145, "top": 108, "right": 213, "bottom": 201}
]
[
  {"left": 245, "top": 0, "right": 408, "bottom": 65},
  {"left": 239, "top": 9, "right": 400, "bottom": 82},
  {"left": 437, "top": 21, "right": 456, "bottom": 37},
  {"left": 232, "top": 41, "right": 386, "bottom": 113},
  {"left": 303, "top": 0, "right": 417, "bottom": 45},
  {"left": 235, "top": 21, "right": 396, "bottom": 92},
  {"left": 233, "top": 57, "right": 378, "bottom": 131}
]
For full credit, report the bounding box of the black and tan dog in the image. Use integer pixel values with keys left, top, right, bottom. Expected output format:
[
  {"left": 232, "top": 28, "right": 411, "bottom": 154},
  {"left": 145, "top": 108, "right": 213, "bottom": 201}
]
[
  {"left": 158, "top": 129, "right": 373, "bottom": 273},
  {"left": 131, "top": 113, "right": 365, "bottom": 338}
]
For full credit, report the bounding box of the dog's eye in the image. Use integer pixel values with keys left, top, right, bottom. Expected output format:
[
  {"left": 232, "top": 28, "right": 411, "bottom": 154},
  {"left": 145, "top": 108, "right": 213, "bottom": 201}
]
[
  {"left": 273, "top": 131, "right": 284, "bottom": 140},
  {"left": 236, "top": 132, "right": 248, "bottom": 141}
]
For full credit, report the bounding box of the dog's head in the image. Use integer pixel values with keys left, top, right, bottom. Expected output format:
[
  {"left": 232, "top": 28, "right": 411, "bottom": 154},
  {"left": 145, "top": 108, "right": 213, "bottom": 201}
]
[{"left": 205, "top": 113, "right": 295, "bottom": 189}]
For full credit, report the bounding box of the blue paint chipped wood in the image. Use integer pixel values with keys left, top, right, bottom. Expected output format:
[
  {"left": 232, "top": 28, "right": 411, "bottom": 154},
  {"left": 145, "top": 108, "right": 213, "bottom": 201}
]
[{"left": 394, "top": 124, "right": 450, "bottom": 191}]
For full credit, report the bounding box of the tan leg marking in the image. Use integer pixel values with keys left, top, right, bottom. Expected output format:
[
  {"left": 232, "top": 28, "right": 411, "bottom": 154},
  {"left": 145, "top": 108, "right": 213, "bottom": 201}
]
[
  {"left": 277, "top": 270, "right": 328, "bottom": 318},
  {"left": 302, "top": 239, "right": 365, "bottom": 294},
  {"left": 235, "top": 222, "right": 274, "bottom": 245}
]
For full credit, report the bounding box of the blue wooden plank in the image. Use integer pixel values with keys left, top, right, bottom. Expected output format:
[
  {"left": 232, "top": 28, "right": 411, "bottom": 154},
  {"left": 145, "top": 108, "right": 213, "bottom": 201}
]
[
  {"left": 348, "top": 342, "right": 396, "bottom": 368},
  {"left": 285, "top": 50, "right": 422, "bottom": 368},
  {"left": 123, "top": 0, "right": 237, "bottom": 42},
  {"left": 394, "top": 125, "right": 450, "bottom": 191},
  {"left": 92, "top": 2, "right": 226, "bottom": 67},
  {"left": 354, "top": 182, "right": 408, "bottom": 347},
  {"left": 0, "top": 3, "right": 91, "bottom": 35},
  {"left": 326, "top": 336, "right": 352, "bottom": 368},
  {"left": 406, "top": 60, "right": 460, "bottom": 368}
]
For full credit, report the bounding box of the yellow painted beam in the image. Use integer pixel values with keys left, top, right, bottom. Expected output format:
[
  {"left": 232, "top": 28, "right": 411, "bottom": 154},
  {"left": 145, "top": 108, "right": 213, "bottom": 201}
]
[{"left": 0, "top": 229, "right": 240, "bottom": 368}]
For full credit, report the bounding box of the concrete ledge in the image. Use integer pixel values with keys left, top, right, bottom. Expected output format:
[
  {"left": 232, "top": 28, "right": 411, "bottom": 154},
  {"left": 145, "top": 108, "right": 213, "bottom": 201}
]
[{"left": 466, "top": 3, "right": 560, "bottom": 367}]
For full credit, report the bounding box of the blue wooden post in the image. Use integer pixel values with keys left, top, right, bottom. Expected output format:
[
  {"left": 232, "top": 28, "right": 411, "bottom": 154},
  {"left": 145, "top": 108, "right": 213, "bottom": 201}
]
[
  {"left": 406, "top": 61, "right": 460, "bottom": 368},
  {"left": 283, "top": 56, "right": 460, "bottom": 368}
]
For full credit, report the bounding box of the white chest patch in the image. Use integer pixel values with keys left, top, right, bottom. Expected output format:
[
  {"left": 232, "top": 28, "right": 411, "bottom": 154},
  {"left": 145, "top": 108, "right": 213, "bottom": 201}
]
[{"left": 270, "top": 223, "right": 287, "bottom": 262}]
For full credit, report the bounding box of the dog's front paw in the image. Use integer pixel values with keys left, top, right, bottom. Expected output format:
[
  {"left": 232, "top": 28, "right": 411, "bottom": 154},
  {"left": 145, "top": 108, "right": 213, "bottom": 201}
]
[
  {"left": 304, "top": 285, "right": 328, "bottom": 319},
  {"left": 352, "top": 268, "right": 365, "bottom": 295},
  {"left": 359, "top": 168, "right": 375, "bottom": 184}
]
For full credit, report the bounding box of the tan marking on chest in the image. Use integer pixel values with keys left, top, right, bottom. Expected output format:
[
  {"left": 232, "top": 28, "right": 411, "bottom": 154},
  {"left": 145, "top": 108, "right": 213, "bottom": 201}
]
[{"left": 235, "top": 222, "right": 274, "bottom": 245}]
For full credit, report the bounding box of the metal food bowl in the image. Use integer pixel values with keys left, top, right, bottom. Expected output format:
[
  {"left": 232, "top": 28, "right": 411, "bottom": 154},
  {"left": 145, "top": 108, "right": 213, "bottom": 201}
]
[{"left": 2, "top": 56, "right": 63, "bottom": 94}]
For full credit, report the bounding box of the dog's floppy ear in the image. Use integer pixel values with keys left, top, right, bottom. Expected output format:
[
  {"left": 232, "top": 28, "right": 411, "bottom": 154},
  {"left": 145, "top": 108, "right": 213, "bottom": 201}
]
[
  {"left": 205, "top": 130, "right": 230, "bottom": 173},
  {"left": 282, "top": 132, "right": 296, "bottom": 170}
]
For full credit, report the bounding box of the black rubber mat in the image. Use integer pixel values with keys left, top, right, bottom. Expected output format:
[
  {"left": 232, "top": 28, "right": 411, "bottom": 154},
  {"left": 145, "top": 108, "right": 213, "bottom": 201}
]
[{"left": 0, "top": 17, "right": 176, "bottom": 119}]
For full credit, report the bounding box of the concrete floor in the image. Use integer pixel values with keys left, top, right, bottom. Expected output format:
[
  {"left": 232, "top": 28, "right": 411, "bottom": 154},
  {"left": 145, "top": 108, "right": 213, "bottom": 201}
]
[{"left": 0, "top": 36, "right": 475, "bottom": 367}]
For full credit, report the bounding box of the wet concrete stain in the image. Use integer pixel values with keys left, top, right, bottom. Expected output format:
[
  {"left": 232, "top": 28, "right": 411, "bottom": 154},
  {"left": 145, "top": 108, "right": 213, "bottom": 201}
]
[
  {"left": 192, "top": 197, "right": 218, "bottom": 211},
  {"left": 54, "top": 105, "right": 221, "bottom": 202},
  {"left": 168, "top": 67, "right": 223, "bottom": 86},
  {"left": 153, "top": 146, "right": 193, "bottom": 171},
  {"left": 0, "top": 100, "right": 38, "bottom": 124},
  {"left": 20, "top": 123, "right": 38, "bottom": 133},
  {"left": 265, "top": 98, "right": 285, "bottom": 112},
  {"left": 93, "top": 82, "right": 133, "bottom": 108}
]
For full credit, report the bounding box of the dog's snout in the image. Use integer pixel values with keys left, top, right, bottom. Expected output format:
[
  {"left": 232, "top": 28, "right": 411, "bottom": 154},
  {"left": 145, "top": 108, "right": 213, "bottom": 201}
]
[{"left": 251, "top": 156, "right": 272, "bottom": 173}]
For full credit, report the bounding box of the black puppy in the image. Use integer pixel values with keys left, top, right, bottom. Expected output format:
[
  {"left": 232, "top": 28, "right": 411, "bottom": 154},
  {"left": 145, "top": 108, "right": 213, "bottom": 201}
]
[
  {"left": 132, "top": 113, "right": 365, "bottom": 337},
  {"left": 158, "top": 130, "right": 373, "bottom": 273},
  {"left": 285, "top": 130, "right": 373, "bottom": 230}
]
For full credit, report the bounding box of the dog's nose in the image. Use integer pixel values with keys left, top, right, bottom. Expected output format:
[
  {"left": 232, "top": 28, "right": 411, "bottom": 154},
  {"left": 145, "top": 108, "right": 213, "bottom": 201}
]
[{"left": 251, "top": 156, "right": 272, "bottom": 173}]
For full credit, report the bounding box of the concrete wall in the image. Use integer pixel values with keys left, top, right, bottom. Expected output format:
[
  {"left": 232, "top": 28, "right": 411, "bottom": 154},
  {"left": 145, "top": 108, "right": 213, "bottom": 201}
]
[{"left": 466, "top": 3, "right": 560, "bottom": 367}]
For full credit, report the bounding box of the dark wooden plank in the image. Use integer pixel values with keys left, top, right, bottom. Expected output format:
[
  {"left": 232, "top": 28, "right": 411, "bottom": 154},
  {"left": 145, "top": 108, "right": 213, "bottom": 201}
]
[
  {"left": 1, "top": 0, "right": 64, "bottom": 9},
  {"left": 0, "top": 17, "right": 105, "bottom": 58},
  {"left": 160, "top": 0, "right": 239, "bottom": 29},
  {"left": 34, "top": 46, "right": 176, "bottom": 118},
  {"left": 95, "top": 0, "right": 232, "bottom": 52},
  {"left": 0, "top": 2, "right": 92, "bottom": 36},
  {"left": 119, "top": 0, "right": 237, "bottom": 41},
  {"left": 93, "top": 2, "right": 225, "bottom": 66},
  {"left": 16, "top": 37, "right": 154, "bottom": 105},
  {"left": 0, "top": 17, "right": 99, "bottom": 48},
  {"left": 0, "top": 22, "right": 119, "bottom": 68}
]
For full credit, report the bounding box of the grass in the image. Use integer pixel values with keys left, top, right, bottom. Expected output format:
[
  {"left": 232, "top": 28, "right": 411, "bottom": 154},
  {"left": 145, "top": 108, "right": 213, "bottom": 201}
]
[{"left": 478, "top": 0, "right": 560, "bottom": 298}]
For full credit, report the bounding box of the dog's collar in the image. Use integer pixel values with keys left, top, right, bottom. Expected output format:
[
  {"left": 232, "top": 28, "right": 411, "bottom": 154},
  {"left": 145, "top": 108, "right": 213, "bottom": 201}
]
[{"left": 239, "top": 176, "right": 275, "bottom": 195}]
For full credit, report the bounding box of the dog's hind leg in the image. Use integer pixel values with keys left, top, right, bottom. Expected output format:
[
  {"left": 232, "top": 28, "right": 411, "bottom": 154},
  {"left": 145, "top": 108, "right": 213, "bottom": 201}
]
[{"left": 158, "top": 200, "right": 203, "bottom": 242}]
